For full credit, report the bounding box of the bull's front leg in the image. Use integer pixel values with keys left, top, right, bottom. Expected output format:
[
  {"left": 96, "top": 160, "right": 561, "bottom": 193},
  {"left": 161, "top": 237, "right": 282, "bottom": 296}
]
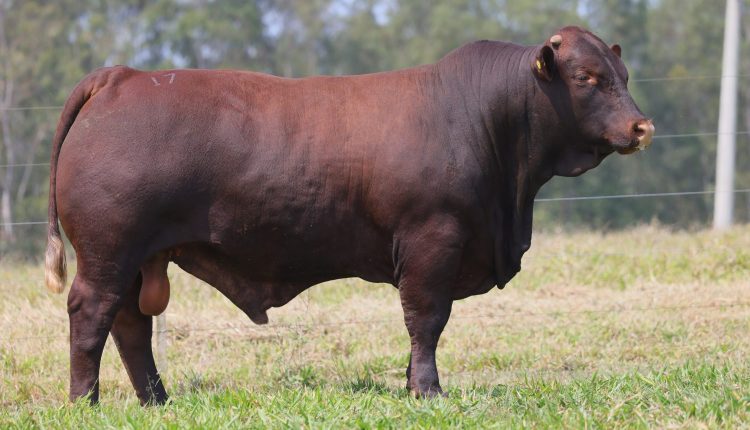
[
  {"left": 395, "top": 221, "right": 462, "bottom": 397},
  {"left": 400, "top": 290, "right": 452, "bottom": 396}
]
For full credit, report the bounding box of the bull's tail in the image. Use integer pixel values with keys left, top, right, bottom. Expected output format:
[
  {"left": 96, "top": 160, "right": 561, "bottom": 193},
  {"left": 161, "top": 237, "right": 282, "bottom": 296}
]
[{"left": 45, "top": 68, "right": 110, "bottom": 293}]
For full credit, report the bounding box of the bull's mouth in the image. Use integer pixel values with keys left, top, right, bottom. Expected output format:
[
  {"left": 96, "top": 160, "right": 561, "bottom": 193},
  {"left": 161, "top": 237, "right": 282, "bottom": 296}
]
[
  {"left": 609, "top": 121, "right": 656, "bottom": 155},
  {"left": 613, "top": 140, "right": 642, "bottom": 155},
  {"left": 600, "top": 133, "right": 638, "bottom": 154}
]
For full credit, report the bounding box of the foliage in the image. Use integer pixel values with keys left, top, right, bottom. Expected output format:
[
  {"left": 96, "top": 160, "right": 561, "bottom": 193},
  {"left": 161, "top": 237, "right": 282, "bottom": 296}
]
[{"left": 0, "top": 0, "right": 749, "bottom": 256}]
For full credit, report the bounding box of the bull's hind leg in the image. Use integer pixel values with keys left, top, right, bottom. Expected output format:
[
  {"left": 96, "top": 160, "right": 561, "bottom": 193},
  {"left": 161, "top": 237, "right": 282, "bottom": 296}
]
[
  {"left": 67, "top": 270, "right": 131, "bottom": 404},
  {"left": 110, "top": 274, "right": 168, "bottom": 405}
]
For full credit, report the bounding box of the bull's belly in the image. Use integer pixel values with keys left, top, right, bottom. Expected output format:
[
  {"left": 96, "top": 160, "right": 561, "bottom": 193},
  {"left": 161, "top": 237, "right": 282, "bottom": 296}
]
[
  {"left": 167, "top": 231, "right": 395, "bottom": 323},
  {"left": 185, "top": 226, "right": 395, "bottom": 284},
  {"left": 168, "top": 237, "right": 495, "bottom": 323}
]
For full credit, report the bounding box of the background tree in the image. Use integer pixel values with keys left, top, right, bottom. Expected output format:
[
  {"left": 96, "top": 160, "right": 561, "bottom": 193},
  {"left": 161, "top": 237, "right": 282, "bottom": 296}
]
[
  {"left": 0, "top": 0, "right": 112, "bottom": 248},
  {"left": 0, "top": 0, "right": 747, "bottom": 257}
]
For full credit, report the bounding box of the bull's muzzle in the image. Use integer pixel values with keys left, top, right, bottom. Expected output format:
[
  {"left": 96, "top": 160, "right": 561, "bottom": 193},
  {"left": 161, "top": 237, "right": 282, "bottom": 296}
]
[{"left": 634, "top": 120, "right": 655, "bottom": 150}]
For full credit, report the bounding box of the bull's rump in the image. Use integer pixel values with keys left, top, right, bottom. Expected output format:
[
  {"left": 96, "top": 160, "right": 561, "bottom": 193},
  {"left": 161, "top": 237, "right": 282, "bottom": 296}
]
[{"left": 55, "top": 66, "right": 451, "bottom": 282}]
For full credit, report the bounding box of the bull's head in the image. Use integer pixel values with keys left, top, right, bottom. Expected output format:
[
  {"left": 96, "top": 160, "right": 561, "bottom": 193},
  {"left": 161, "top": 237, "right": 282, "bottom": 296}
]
[{"left": 533, "top": 26, "right": 654, "bottom": 176}]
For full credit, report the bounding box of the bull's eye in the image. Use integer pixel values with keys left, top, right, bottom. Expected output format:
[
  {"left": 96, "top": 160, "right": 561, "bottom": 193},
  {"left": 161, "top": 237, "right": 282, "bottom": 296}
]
[{"left": 575, "top": 74, "right": 589, "bottom": 82}]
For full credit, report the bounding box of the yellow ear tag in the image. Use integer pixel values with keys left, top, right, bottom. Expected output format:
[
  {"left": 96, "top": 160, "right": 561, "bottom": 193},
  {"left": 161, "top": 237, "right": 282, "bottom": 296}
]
[{"left": 536, "top": 60, "right": 543, "bottom": 71}]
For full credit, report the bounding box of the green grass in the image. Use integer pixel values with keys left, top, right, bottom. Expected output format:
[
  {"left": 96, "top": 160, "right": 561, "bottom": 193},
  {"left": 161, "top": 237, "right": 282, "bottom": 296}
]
[
  {"left": 3, "top": 364, "right": 749, "bottom": 428},
  {"left": 1, "top": 226, "right": 750, "bottom": 428}
]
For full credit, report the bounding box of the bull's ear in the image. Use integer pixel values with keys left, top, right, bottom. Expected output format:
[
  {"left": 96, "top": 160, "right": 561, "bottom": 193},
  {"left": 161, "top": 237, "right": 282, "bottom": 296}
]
[
  {"left": 611, "top": 44, "right": 622, "bottom": 58},
  {"left": 533, "top": 45, "right": 555, "bottom": 81}
]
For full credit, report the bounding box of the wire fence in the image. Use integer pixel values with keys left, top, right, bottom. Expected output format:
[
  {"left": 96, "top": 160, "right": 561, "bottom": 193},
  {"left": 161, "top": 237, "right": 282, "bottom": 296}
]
[
  {"left": 631, "top": 73, "right": 750, "bottom": 82},
  {"left": 0, "top": 71, "right": 745, "bottom": 113},
  {"left": 1, "top": 188, "right": 749, "bottom": 227},
  {"left": 4, "top": 300, "right": 749, "bottom": 344},
  {"left": 535, "top": 188, "right": 750, "bottom": 202},
  {"left": 6, "top": 299, "right": 747, "bottom": 383},
  {"left": 1, "top": 129, "right": 748, "bottom": 169}
]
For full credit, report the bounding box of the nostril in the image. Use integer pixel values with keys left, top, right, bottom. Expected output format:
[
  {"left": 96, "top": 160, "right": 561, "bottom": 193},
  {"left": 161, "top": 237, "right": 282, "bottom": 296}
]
[
  {"left": 633, "top": 122, "right": 645, "bottom": 137},
  {"left": 633, "top": 120, "right": 654, "bottom": 138}
]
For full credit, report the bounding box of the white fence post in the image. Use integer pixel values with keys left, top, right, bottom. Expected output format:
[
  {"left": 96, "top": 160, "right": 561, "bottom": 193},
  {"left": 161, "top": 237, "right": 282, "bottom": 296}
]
[{"left": 713, "top": 0, "right": 742, "bottom": 229}]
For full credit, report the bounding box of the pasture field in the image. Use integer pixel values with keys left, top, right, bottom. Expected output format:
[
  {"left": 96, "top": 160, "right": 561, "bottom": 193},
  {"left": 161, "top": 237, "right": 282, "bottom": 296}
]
[{"left": 1, "top": 226, "right": 750, "bottom": 428}]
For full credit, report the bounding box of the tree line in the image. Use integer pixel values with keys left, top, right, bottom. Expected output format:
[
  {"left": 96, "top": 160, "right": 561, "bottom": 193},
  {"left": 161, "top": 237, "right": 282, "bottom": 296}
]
[{"left": 0, "top": 0, "right": 748, "bottom": 256}]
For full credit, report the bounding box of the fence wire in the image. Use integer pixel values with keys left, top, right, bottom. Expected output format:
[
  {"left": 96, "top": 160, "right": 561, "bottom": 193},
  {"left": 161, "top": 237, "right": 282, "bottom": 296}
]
[
  {"left": 535, "top": 188, "right": 750, "bottom": 202},
  {"left": 2, "top": 188, "right": 749, "bottom": 227},
  {"left": 0, "top": 71, "right": 746, "bottom": 111},
  {"left": 2, "top": 130, "right": 748, "bottom": 170},
  {"left": 4, "top": 300, "right": 749, "bottom": 344}
]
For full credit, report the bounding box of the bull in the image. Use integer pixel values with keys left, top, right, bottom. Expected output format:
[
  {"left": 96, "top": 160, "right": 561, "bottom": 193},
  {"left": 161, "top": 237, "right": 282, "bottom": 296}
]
[{"left": 45, "top": 26, "right": 653, "bottom": 404}]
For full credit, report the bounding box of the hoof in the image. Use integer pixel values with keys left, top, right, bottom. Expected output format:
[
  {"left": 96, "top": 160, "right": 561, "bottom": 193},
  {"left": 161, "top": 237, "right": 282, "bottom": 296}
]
[
  {"left": 410, "top": 386, "right": 446, "bottom": 399},
  {"left": 142, "top": 394, "right": 169, "bottom": 407}
]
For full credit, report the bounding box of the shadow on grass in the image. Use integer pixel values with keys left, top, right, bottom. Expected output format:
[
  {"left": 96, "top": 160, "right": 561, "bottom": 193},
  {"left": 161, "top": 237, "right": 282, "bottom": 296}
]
[
  {"left": 345, "top": 376, "right": 404, "bottom": 397},
  {"left": 171, "top": 370, "right": 234, "bottom": 397}
]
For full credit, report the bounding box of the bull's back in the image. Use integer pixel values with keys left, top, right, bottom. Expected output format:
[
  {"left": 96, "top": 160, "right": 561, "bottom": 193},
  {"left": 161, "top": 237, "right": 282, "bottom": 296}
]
[{"left": 57, "top": 66, "right": 440, "bottom": 278}]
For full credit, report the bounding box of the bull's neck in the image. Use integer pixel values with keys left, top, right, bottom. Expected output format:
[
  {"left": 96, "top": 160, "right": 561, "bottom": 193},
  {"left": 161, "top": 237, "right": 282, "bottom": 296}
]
[
  {"left": 435, "top": 41, "right": 552, "bottom": 203},
  {"left": 433, "top": 41, "right": 555, "bottom": 279}
]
